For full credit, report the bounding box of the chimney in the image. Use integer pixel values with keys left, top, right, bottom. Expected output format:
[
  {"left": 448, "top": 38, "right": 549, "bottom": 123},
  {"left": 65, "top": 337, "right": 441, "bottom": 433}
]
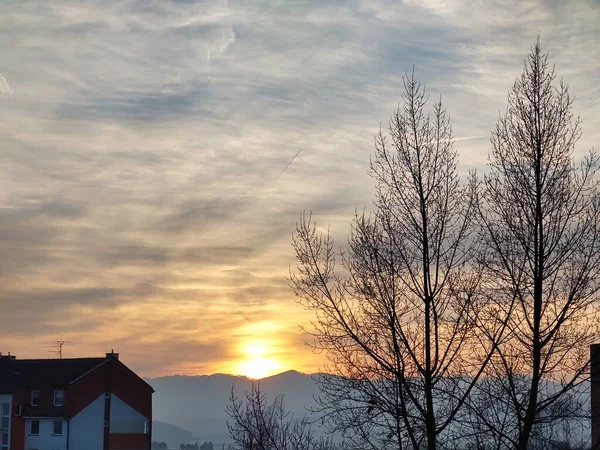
[{"left": 105, "top": 350, "right": 119, "bottom": 360}]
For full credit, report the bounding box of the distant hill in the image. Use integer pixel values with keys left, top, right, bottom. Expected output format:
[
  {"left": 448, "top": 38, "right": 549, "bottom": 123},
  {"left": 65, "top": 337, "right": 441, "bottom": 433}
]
[
  {"left": 146, "top": 370, "right": 322, "bottom": 446},
  {"left": 152, "top": 420, "right": 194, "bottom": 447},
  {"left": 147, "top": 371, "right": 592, "bottom": 448}
]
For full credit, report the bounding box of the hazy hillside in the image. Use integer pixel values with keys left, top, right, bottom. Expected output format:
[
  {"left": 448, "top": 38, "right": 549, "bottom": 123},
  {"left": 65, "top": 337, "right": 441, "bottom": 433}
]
[
  {"left": 146, "top": 370, "right": 321, "bottom": 445},
  {"left": 152, "top": 421, "right": 195, "bottom": 447},
  {"left": 146, "top": 371, "right": 592, "bottom": 448}
]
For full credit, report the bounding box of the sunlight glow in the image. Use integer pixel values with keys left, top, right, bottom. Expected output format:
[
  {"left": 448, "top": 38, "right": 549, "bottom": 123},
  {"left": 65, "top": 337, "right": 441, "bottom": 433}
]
[{"left": 238, "top": 341, "right": 281, "bottom": 379}]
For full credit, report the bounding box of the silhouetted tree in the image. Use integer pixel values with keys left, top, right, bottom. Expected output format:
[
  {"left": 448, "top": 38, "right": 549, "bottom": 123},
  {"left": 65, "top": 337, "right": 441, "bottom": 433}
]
[
  {"left": 290, "top": 71, "right": 502, "bottom": 450},
  {"left": 471, "top": 39, "right": 600, "bottom": 450},
  {"left": 226, "top": 383, "right": 336, "bottom": 450},
  {"left": 179, "top": 444, "right": 200, "bottom": 450}
]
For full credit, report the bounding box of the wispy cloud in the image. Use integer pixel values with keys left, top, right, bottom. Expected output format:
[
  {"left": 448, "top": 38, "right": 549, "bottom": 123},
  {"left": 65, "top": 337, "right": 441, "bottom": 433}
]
[
  {"left": 0, "top": 73, "right": 12, "bottom": 97},
  {"left": 0, "top": 0, "right": 598, "bottom": 376}
]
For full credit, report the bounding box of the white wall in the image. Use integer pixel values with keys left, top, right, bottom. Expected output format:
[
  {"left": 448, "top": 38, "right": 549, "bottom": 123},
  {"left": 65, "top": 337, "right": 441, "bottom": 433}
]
[
  {"left": 69, "top": 395, "right": 104, "bottom": 450},
  {"left": 24, "top": 418, "right": 67, "bottom": 450},
  {"left": 110, "top": 394, "right": 148, "bottom": 434},
  {"left": 0, "top": 395, "right": 11, "bottom": 450},
  {"left": 39, "top": 393, "right": 148, "bottom": 450}
]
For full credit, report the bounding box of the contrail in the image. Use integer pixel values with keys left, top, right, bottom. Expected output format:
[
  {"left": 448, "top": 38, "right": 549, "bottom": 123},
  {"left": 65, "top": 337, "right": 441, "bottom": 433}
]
[
  {"left": 423, "top": 135, "right": 487, "bottom": 146},
  {"left": 452, "top": 135, "right": 487, "bottom": 142},
  {"left": 276, "top": 148, "right": 302, "bottom": 180}
]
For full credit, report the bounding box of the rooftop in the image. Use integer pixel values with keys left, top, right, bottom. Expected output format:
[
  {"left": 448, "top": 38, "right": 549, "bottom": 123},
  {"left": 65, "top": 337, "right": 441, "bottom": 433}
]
[{"left": 0, "top": 353, "right": 118, "bottom": 394}]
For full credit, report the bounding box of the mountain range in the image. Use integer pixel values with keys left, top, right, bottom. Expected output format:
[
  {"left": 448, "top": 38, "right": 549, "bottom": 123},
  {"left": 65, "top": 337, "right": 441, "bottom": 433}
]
[
  {"left": 146, "top": 370, "right": 592, "bottom": 448},
  {"left": 146, "top": 370, "right": 321, "bottom": 447}
]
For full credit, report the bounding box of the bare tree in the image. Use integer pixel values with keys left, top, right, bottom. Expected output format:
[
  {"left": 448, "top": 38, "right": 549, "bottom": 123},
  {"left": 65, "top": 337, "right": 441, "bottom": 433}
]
[
  {"left": 226, "top": 383, "right": 336, "bottom": 450},
  {"left": 290, "top": 71, "right": 500, "bottom": 450},
  {"left": 474, "top": 39, "right": 600, "bottom": 450}
]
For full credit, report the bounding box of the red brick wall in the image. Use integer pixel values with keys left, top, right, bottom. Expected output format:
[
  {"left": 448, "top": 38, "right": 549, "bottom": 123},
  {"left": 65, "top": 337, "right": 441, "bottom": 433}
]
[
  {"left": 10, "top": 389, "right": 25, "bottom": 450},
  {"left": 109, "top": 359, "right": 153, "bottom": 449},
  {"left": 71, "top": 358, "right": 152, "bottom": 420},
  {"left": 110, "top": 359, "right": 153, "bottom": 420},
  {"left": 67, "top": 360, "right": 109, "bottom": 417},
  {"left": 108, "top": 432, "right": 149, "bottom": 450},
  {"left": 22, "top": 385, "right": 68, "bottom": 412}
]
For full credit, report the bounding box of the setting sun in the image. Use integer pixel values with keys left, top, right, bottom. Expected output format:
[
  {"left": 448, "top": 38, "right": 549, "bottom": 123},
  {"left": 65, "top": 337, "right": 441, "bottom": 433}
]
[{"left": 238, "top": 341, "right": 281, "bottom": 379}]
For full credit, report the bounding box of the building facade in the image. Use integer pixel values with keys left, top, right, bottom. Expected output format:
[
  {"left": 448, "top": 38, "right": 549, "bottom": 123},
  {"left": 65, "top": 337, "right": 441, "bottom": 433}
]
[
  {"left": 0, "top": 352, "right": 154, "bottom": 450},
  {"left": 592, "top": 344, "right": 600, "bottom": 449}
]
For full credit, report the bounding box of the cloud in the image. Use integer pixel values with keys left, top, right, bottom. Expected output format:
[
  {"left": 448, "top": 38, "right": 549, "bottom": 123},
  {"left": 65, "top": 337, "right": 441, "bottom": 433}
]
[
  {"left": 0, "top": 74, "right": 11, "bottom": 97},
  {"left": 0, "top": 0, "right": 598, "bottom": 377}
]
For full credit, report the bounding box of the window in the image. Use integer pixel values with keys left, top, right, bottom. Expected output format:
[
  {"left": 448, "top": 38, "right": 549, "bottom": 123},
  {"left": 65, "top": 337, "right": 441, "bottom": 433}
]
[
  {"left": 0, "top": 403, "right": 9, "bottom": 431},
  {"left": 31, "top": 390, "right": 39, "bottom": 406},
  {"left": 1, "top": 432, "right": 8, "bottom": 450},
  {"left": 52, "top": 420, "right": 63, "bottom": 436},
  {"left": 53, "top": 389, "right": 64, "bottom": 406},
  {"left": 30, "top": 420, "right": 39, "bottom": 435}
]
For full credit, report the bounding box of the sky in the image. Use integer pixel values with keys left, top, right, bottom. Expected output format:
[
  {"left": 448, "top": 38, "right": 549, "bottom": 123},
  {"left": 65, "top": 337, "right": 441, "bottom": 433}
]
[{"left": 0, "top": 0, "right": 599, "bottom": 378}]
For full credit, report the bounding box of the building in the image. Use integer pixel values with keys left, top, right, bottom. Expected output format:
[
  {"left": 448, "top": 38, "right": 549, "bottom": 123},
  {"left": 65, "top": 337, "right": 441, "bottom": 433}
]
[
  {"left": 592, "top": 344, "right": 600, "bottom": 449},
  {"left": 0, "top": 351, "right": 154, "bottom": 450}
]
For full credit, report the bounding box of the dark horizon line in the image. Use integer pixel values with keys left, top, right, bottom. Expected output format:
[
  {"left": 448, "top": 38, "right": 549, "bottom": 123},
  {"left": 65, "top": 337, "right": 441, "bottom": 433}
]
[{"left": 144, "top": 368, "right": 320, "bottom": 380}]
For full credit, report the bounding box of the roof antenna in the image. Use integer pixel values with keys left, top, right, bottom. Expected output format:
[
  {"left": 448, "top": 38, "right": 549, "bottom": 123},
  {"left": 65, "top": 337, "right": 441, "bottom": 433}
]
[{"left": 46, "top": 335, "right": 73, "bottom": 359}]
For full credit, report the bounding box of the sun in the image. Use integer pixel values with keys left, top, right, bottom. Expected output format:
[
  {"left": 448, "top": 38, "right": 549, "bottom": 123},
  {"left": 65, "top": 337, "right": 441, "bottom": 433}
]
[
  {"left": 240, "top": 357, "right": 280, "bottom": 379},
  {"left": 238, "top": 341, "right": 281, "bottom": 379}
]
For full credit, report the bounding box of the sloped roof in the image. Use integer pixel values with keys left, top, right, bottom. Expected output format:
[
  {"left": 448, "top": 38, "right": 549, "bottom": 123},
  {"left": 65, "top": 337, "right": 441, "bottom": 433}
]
[{"left": 0, "top": 357, "right": 107, "bottom": 394}]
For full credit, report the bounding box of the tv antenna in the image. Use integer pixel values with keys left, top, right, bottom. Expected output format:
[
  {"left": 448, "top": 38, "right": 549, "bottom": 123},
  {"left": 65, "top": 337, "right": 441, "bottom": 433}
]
[{"left": 46, "top": 336, "right": 73, "bottom": 359}]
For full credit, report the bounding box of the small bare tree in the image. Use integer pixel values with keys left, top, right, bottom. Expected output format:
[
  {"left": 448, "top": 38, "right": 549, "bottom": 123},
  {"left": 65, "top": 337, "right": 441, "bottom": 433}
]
[
  {"left": 226, "top": 383, "right": 336, "bottom": 450},
  {"left": 290, "top": 72, "right": 500, "bottom": 450},
  {"left": 474, "top": 39, "right": 600, "bottom": 450}
]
